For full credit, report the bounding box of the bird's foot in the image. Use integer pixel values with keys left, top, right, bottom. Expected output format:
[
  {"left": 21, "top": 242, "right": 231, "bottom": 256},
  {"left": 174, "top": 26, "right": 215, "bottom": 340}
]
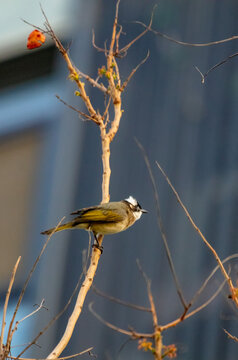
[{"left": 92, "top": 243, "right": 103, "bottom": 254}]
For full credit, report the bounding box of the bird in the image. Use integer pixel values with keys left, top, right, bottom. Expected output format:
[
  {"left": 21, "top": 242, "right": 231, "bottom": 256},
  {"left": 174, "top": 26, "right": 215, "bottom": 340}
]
[{"left": 41, "top": 196, "right": 147, "bottom": 248}]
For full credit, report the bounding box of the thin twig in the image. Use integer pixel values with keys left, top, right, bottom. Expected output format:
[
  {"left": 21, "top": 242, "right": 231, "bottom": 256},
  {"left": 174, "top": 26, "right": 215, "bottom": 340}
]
[
  {"left": 40, "top": 6, "right": 101, "bottom": 124},
  {"left": 91, "top": 274, "right": 227, "bottom": 335},
  {"left": 119, "top": 6, "right": 156, "bottom": 56},
  {"left": 136, "top": 21, "right": 238, "bottom": 47},
  {"left": 102, "top": 95, "right": 112, "bottom": 125},
  {"left": 16, "top": 299, "right": 46, "bottom": 325},
  {"left": 17, "top": 256, "right": 84, "bottom": 358},
  {"left": 160, "top": 277, "right": 227, "bottom": 331},
  {"left": 156, "top": 161, "right": 238, "bottom": 307},
  {"left": 108, "top": 0, "right": 120, "bottom": 60},
  {"left": 136, "top": 260, "right": 159, "bottom": 329},
  {"left": 184, "top": 279, "right": 227, "bottom": 320},
  {"left": 0, "top": 257, "right": 21, "bottom": 350},
  {"left": 135, "top": 139, "right": 187, "bottom": 309},
  {"left": 189, "top": 254, "right": 238, "bottom": 310},
  {"left": 6, "top": 218, "right": 65, "bottom": 351},
  {"left": 223, "top": 328, "right": 238, "bottom": 342},
  {"left": 112, "top": 56, "right": 121, "bottom": 89},
  {"left": 162, "top": 256, "right": 238, "bottom": 328},
  {"left": 21, "top": 19, "right": 47, "bottom": 34},
  {"left": 88, "top": 302, "right": 153, "bottom": 339},
  {"left": 10, "top": 300, "right": 47, "bottom": 345},
  {"left": 55, "top": 95, "right": 100, "bottom": 124},
  {"left": 74, "top": 67, "right": 108, "bottom": 93},
  {"left": 121, "top": 51, "right": 150, "bottom": 91},
  {"left": 106, "top": 0, "right": 120, "bottom": 96},
  {"left": 115, "top": 24, "right": 123, "bottom": 54},
  {"left": 9, "top": 343, "right": 40, "bottom": 350},
  {"left": 40, "top": 5, "right": 64, "bottom": 54},
  {"left": 117, "top": 338, "right": 134, "bottom": 357},
  {"left": 194, "top": 65, "right": 205, "bottom": 84},
  {"left": 136, "top": 260, "right": 162, "bottom": 358},
  {"left": 24, "top": 16, "right": 107, "bottom": 93},
  {"left": 92, "top": 285, "right": 151, "bottom": 312},
  {"left": 46, "top": 246, "right": 102, "bottom": 359},
  {"left": 194, "top": 52, "right": 238, "bottom": 83},
  {"left": 10, "top": 347, "right": 93, "bottom": 360},
  {"left": 92, "top": 29, "right": 105, "bottom": 53}
]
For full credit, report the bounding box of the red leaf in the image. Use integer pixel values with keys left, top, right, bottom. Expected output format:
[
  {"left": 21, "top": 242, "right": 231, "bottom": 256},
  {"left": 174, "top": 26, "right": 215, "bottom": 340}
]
[{"left": 27, "top": 30, "right": 46, "bottom": 50}]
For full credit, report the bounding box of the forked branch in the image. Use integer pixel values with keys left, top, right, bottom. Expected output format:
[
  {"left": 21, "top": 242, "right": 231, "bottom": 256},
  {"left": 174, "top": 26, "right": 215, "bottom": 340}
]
[
  {"left": 156, "top": 161, "right": 238, "bottom": 307},
  {"left": 195, "top": 51, "right": 238, "bottom": 83},
  {"left": 0, "top": 257, "right": 21, "bottom": 352}
]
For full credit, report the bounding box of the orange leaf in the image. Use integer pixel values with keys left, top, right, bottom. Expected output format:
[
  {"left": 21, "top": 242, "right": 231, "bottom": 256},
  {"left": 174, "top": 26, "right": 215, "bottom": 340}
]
[{"left": 27, "top": 30, "right": 46, "bottom": 50}]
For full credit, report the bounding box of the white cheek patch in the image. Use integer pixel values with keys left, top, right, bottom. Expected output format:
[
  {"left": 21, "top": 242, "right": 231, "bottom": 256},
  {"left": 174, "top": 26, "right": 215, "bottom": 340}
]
[
  {"left": 134, "top": 211, "right": 142, "bottom": 221},
  {"left": 125, "top": 196, "right": 137, "bottom": 206}
]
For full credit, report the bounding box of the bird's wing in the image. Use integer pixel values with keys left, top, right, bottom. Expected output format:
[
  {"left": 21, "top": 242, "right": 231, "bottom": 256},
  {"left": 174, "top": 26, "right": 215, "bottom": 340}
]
[
  {"left": 71, "top": 206, "right": 124, "bottom": 223},
  {"left": 71, "top": 206, "right": 97, "bottom": 215}
]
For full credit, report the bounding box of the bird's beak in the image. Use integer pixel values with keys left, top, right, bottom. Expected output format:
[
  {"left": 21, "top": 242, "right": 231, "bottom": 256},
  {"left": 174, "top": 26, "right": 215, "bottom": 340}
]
[{"left": 141, "top": 209, "right": 148, "bottom": 213}]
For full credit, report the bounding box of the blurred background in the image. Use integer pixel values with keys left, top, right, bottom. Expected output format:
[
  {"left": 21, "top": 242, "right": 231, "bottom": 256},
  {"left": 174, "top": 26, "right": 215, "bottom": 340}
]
[{"left": 0, "top": 0, "right": 238, "bottom": 359}]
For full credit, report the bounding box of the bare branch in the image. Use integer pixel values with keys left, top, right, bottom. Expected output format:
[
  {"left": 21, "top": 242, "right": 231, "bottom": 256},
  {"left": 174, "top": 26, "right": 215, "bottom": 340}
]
[
  {"left": 115, "top": 24, "right": 123, "bottom": 54},
  {"left": 38, "top": 6, "right": 100, "bottom": 124},
  {"left": 195, "top": 52, "right": 238, "bottom": 83},
  {"left": 109, "top": 0, "right": 120, "bottom": 58},
  {"left": 9, "top": 300, "right": 47, "bottom": 348},
  {"left": 184, "top": 278, "right": 227, "bottom": 320},
  {"left": 10, "top": 347, "right": 93, "bottom": 360},
  {"left": 117, "top": 338, "right": 134, "bottom": 357},
  {"left": 55, "top": 95, "right": 100, "bottom": 124},
  {"left": 189, "top": 254, "right": 238, "bottom": 310},
  {"left": 17, "top": 299, "right": 46, "bottom": 325},
  {"left": 223, "top": 328, "right": 238, "bottom": 342},
  {"left": 136, "top": 260, "right": 164, "bottom": 358},
  {"left": 92, "top": 285, "right": 151, "bottom": 312},
  {"left": 39, "top": 5, "right": 66, "bottom": 55},
  {"left": 137, "top": 21, "right": 238, "bottom": 47},
  {"left": 21, "top": 19, "right": 46, "bottom": 34},
  {"left": 17, "top": 254, "right": 84, "bottom": 358},
  {"left": 180, "top": 257, "right": 237, "bottom": 321},
  {"left": 136, "top": 260, "right": 158, "bottom": 329},
  {"left": 46, "top": 247, "right": 102, "bottom": 359},
  {"left": 6, "top": 218, "right": 65, "bottom": 350},
  {"left": 102, "top": 95, "right": 112, "bottom": 125},
  {"left": 0, "top": 257, "right": 21, "bottom": 350},
  {"left": 156, "top": 161, "right": 238, "bottom": 307},
  {"left": 75, "top": 67, "right": 108, "bottom": 93},
  {"left": 106, "top": 0, "right": 121, "bottom": 94},
  {"left": 92, "top": 29, "right": 106, "bottom": 53},
  {"left": 112, "top": 57, "right": 121, "bottom": 88},
  {"left": 194, "top": 65, "right": 205, "bottom": 84},
  {"left": 135, "top": 139, "right": 187, "bottom": 309},
  {"left": 121, "top": 51, "right": 150, "bottom": 91},
  {"left": 160, "top": 278, "right": 227, "bottom": 331},
  {"left": 119, "top": 6, "right": 156, "bottom": 56},
  {"left": 88, "top": 302, "right": 153, "bottom": 339}
]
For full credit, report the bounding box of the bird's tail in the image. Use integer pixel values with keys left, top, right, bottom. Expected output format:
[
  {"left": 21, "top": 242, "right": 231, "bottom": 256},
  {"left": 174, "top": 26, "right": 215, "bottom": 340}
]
[{"left": 41, "top": 222, "right": 73, "bottom": 236}]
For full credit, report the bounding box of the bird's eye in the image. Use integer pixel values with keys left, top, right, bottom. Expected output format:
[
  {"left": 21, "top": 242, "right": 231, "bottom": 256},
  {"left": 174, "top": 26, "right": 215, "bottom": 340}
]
[
  {"left": 137, "top": 202, "right": 142, "bottom": 210},
  {"left": 129, "top": 203, "right": 138, "bottom": 212}
]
